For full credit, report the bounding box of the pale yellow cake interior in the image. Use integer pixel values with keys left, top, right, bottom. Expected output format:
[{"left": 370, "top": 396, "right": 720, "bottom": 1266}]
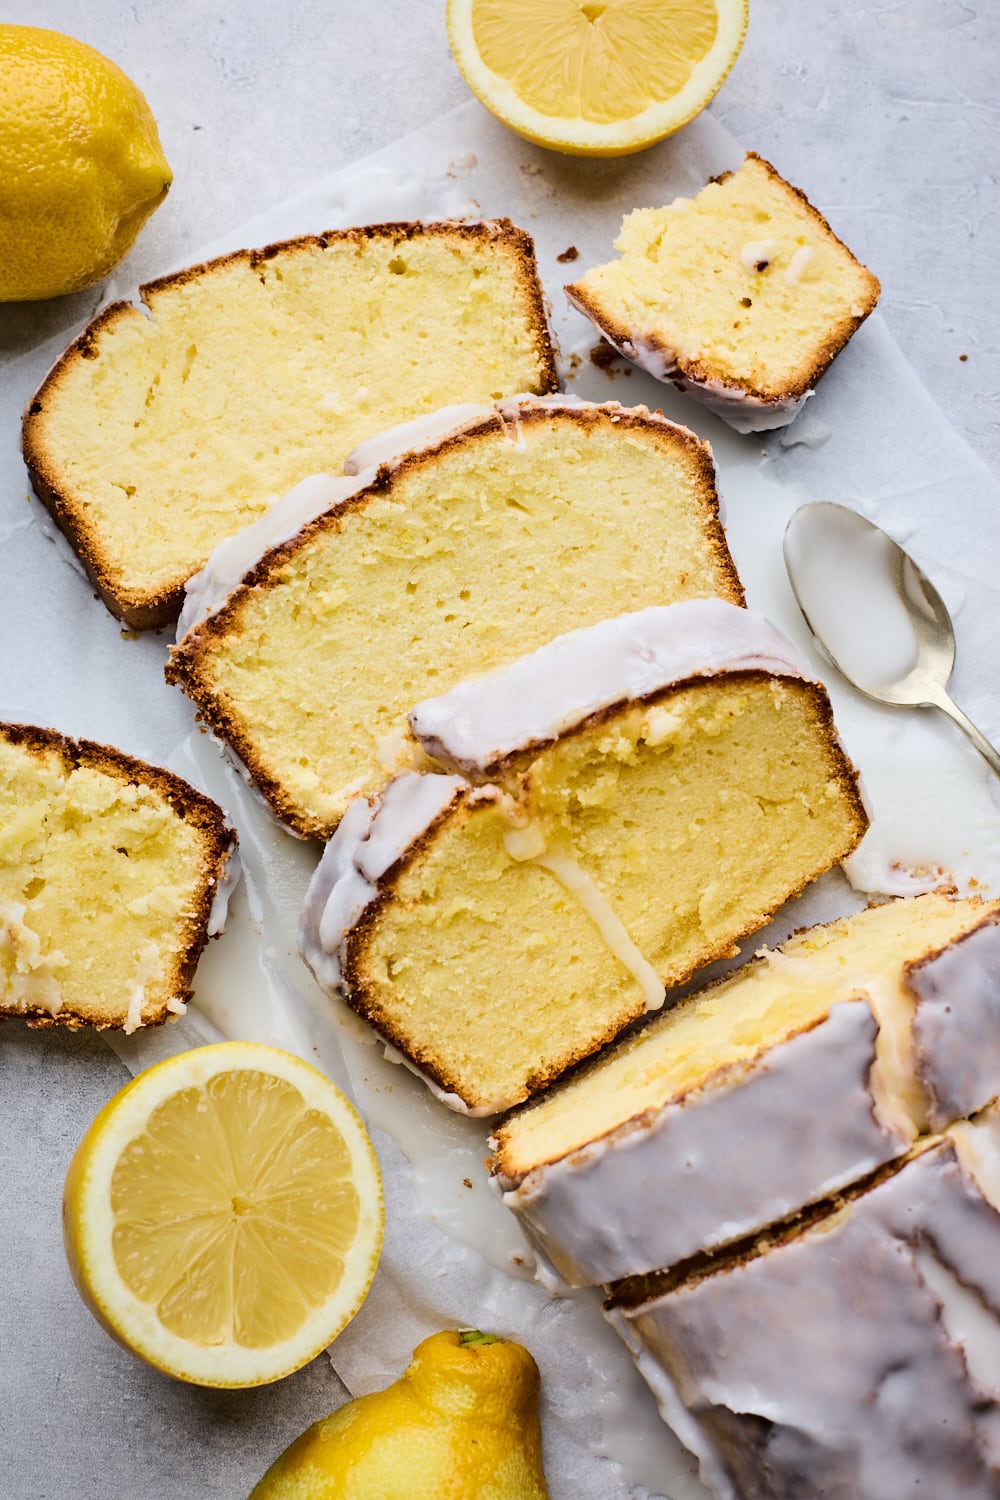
[
  {"left": 32, "top": 231, "right": 553, "bottom": 607},
  {"left": 571, "top": 155, "right": 877, "bottom": 397},
  {"left": 359, "top": 793, "right": 647, "bottom": 1114},
  {"left": 0, "top": 737, "right": 211, "bottom": 1028},
  {"left": 496, "top": 893, "right": 994, "bottom": 1179},
  {"left": 352, "top": 675, "right": 867, "bottom": 1114},
  {"left": 179, "top": 412, "right": 740, "bottom": 838}
]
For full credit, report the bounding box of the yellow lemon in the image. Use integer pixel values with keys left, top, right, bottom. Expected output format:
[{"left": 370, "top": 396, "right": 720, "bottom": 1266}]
[
  {"left": 0, "top": 24, "right": 172, "bottom": 301},
  {"left": 251, "top": 1329, "right": 549, "bottom": 1499},
  {"left": 63, "top": 1042, "right": 384, "bottom": 1388},
  {"left": 447, "top": 0, "right": 749, "bottom": 157}
]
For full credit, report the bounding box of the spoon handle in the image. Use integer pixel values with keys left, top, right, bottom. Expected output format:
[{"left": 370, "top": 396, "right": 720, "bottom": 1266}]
[{"left": 928, "top": 686, "right": 1000, "bottom": 783}]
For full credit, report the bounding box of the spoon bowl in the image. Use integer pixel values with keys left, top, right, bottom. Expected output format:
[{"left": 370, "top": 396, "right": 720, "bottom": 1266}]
[{"left": 783, "top": 501, "right": 1000, "bottom": 780}]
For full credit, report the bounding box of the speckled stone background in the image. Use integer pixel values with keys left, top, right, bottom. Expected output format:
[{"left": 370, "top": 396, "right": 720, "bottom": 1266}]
[{"left": 1, "top": 3, "right": 997, "bottom": 1497}]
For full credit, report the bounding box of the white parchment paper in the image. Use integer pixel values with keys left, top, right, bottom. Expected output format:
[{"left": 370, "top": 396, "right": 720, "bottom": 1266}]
[{"left": 4, "top": 100, "right": 1000, "bottom": 1500}]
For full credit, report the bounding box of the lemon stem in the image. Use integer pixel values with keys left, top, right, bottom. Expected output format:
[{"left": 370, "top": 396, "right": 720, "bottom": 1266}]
[{"left": 460, "top": 1329, "right": 500, "bottom": 1346}]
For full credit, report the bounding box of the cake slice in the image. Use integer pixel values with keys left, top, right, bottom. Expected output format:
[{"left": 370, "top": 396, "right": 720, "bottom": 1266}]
[
  {"left": 167, "top": 398, "right": 743, "bottom": 840},
  {"left": 0, "top": 722, "right": 238, "bottom": 1032},
  {"left": 22, "top": 220, "right": 558, "bottom": 629},
  {"left": 300, "top": 602, "right": 867, "bottom": 1115},
  {"left": 606, "top": 1119, "right": 1000, "bottom": 1500},
  {"left": 566, "top": 154, "right": 880, "bottom": 433},
  {"left": 493, "top": 894, "right": 1000, "bottom": 1286}
]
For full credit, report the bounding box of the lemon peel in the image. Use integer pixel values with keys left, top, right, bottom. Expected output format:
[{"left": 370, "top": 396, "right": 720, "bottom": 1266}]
[
  {"left": 447, "top": 0, "right": 749, "bottom": 157},
  {"left": 251, "top": 1330, "right": 549, "bottom": 1499},
  {"left": 63, "top": 1042, "right": 383, "bottom": 1388},
  {"left": 0, "top": 24, "right": 172, "bottom": 301}
]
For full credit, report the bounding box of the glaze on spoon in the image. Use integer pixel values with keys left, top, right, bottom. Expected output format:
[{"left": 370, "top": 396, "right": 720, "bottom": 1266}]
[{"left": 783, "top": 502, "right": 1000, "bottom": 781}]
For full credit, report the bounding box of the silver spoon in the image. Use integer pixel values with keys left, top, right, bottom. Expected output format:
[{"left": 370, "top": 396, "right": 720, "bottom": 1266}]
[{"left": 783, "top": 501, "right": 1000, "bottom": 781}]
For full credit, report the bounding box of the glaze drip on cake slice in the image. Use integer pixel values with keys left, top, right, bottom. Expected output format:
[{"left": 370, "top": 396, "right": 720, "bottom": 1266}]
[
  {"left": 168, "top": 398, "right": 743, "bottom": 840},
  {"left": 23, "top": 220, "right": 558, "bottom": 628},
  {"left": 0, "top": 723, "right": 238, "bottom": 1032},
  {"left": 493, "top": 893, "right": 1000, "bottom": 1286},
  {"left": 300, "top": 601, "right": 868, "bottom": 1115},
  {"left": 566, "top": 154, "right": 880, "bottom": 433}
]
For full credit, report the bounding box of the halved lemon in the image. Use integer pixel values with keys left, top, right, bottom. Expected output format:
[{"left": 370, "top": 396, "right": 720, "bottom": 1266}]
[
  {"left": 63, "top": 1042, "right": 383, "bottom": 1388},
  {"left": 447, "top": 0, "right": 749, "bottom": 157}
]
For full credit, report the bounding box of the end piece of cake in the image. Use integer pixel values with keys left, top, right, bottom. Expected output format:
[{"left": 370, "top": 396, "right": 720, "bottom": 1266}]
[
  {"left": 168, "top": 398, "right": 744, "bottom": 840},
  {"left": 493, "top": 894, "right": 1000, "bottom": 1286},
  {"left": 300, "top": 601, "right": 868, "bottom": 1115},
  {"left": 606, "top": 1120, "right": 1000, "bottom": 1500},
  {"left": 0, "top": 722, "right": 238, "bottom": 1032},
  {"left": 22, "top": 220, "right": 558, "bottom": 629},
  {"left": 566, "top": 154, "right": 880, "bottom": 433}
]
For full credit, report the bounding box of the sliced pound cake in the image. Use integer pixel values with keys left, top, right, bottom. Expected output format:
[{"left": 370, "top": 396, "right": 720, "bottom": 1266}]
[
  {"left": 0, "top": 723, "right": 238, "bottom": 1032},
  {"left": 493, "top": 893, "right": 1000, "bottom": 1286},
  {"left": 168, "top": 399, "right": 744, "bottom": 840},
  {"left": 22, "top": 220, "right": 558, "bottom": 629},
  {"left": 300, "top": 602, "right": 867, "bottom": 1115},
  {"left": 567, "top": 154, "right": 880, "bottom": 432},
  {"left": 607, "top": 1121, "right": 1000, "bottom": 1500}
]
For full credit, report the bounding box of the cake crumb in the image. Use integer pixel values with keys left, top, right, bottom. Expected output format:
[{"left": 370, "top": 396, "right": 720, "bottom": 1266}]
[
  {"left": 463, "top": 1177, "right": 473, "bottom": 1189},
  {"left": 557, "top": 245, "right": 580, "bottom": 264},
  {"left": 959, "top": 353, "right": 968, "bottom": 361},
  {"left": 590, "top": 342, "right": 631, "bottom": 375}
]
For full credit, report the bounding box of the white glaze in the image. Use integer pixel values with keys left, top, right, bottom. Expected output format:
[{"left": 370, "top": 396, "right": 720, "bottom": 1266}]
[
  {"left": 610, "top": 1139, "right": 1000, "bottom": 1500},
  {"left": 206, "top": 836, "right": 242, "bottom": 937},
  {"left": 342, "top": 391, "right": 695, "bottom": 475},
  {"left": 300, "top": 770, "right": 465, "bottom": 995},
  {"left": 501, "top": 1000, "right": 908, "bottom": 1288},
  {"left": 409, "top": 600, "right": 813, "bottom": 776},
  {"left": 907, "top": 914, "right": 1000, "bottom": 1130},
  {"left": 784, "top": 505, "right": 921, "bottom": 690},
  {"left": 564, "top": 285, "right": 811, "bottom": 435},
  {"left": 525, "top": 848, "right": 665, "bottom": 1012},
  {"left": 176, "top": 469, "right": 377, "bottom": 638}
]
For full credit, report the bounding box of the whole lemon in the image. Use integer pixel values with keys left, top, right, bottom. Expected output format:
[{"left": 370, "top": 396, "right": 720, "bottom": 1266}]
[
  {"left": 250, "top": 1329, "right": 549, "bottom": 1499},
  {"left": 0, "top": 25, "right": 172, "bottom": 301}
]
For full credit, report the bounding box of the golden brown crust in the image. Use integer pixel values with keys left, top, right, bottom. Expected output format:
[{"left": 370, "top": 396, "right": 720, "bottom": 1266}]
[
  {"left": 166, "top": 402, "right": 746, "bottom": 840},
  {"left": 565, "top": 153, "right": 881, "bottom": 408},
  {"left": 0, "top": 721, "right": 237, "bottom": 1032},
  {"left": 22, "top": 221, "right": 559, "bottom": 630}
]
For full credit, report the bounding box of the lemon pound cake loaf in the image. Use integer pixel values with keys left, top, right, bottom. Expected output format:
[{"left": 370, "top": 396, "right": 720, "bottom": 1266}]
[
  {"left": 300, "top": 601, "right": 867, "bottom": 1115},
  {"left": 493, "top": 894, "right": 1000, "bottom": 1287},
  {"left": 606, "top": 1121, "right": 1000, "bottom": 1500},
  {"left": 566, "top": 154, "right": 880, "bottom": 433},
  {"left": 168, "top": 399, "right": 743, "bottom": 840},
  {"left": 22, "top": 220, "right": 558, "bottom": 629},
  {"left": 0, "top": 723, "right": 238, "bottom": 1031}
]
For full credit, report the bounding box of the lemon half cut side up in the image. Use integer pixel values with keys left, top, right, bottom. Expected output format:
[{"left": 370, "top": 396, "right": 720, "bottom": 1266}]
[
  {"left": 63, "top": 1042, "right": 384, "bottom": 1388},
  {"left": 447, "top": 0, "right": 749, "bottom": 157}
]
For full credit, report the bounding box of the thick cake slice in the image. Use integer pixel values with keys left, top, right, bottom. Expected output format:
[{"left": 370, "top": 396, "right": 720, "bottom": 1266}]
[
  {"left": 606, "top": 1120, "right": 1000, "bottom": 1500},
  {"left": 168, "top": 399, "right": 743, "bottom": 840},
  {"left": 493, "top": 894, "right": 1000, "bottom": 1286},
  {"left": 22, "top": 220, "right": 558, "bottom": 628},
  {"left": 566, "top": 154, "right": 880, "bottom": 432},
  {"left": 300, "top": 602, "right": 867, "bottom": 1115},
  {"left": 0, "top": 723, "right": 238, "bottom": 1032}
]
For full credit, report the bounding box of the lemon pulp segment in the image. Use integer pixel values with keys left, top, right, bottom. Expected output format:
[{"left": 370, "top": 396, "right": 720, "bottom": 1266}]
[
  {"left": 110, "top": 1070, "right": 360, "bottom": 1348},
  {"left": 471, "top": 0, "right": 719, "bottom": 124}
]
